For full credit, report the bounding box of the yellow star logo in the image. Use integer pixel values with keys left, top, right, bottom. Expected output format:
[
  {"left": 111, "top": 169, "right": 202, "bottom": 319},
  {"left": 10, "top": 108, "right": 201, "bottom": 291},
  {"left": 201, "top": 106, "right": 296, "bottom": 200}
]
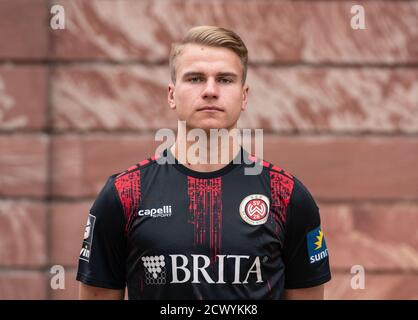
[{"left": 314, "top": 230, "right": 324, "bottom": 250}]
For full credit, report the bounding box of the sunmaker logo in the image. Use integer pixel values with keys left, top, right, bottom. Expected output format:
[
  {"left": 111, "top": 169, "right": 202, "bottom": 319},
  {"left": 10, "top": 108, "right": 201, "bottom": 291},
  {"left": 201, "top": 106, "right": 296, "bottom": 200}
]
[
  {"left": 141, "top": 254, "right": 264, "bottom": 285},
  {"left": 138, "top": 205, "right": 172, "bottom": 218},
  {"left": 307, "top": 226, "right": 329, "bottom": 264}
]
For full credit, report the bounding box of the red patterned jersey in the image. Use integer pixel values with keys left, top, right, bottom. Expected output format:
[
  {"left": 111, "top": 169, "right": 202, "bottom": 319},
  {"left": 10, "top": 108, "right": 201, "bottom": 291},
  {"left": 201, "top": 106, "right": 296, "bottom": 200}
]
[{"left": 77, "top": 147, "right": 331, "bottom": 299}]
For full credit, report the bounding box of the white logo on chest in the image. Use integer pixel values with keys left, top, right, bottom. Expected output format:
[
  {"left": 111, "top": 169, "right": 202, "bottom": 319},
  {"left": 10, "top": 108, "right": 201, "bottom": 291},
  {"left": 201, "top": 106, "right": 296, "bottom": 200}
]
[
  {"left": 239, "top": 194, "right": 270, "bottom": 225},
  {"left": 138, "top": 205, "right": 172, "bottom": 218}
]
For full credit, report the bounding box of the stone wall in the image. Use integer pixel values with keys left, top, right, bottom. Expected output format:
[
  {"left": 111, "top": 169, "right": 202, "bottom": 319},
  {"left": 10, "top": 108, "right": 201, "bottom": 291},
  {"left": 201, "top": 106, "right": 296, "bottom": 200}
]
[{"left": 0, "top": 0, "right": 417, "bottom": 299}]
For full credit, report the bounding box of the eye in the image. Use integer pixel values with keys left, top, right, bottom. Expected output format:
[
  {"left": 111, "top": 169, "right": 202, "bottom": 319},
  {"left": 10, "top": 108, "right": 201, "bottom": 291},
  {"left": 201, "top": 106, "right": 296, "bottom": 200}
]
[
  {"left": 218, "top": 77, "right": 233, "bottom": 84},
  {"left": 188, "top": 76, "right": 204, "bottom": 83}
]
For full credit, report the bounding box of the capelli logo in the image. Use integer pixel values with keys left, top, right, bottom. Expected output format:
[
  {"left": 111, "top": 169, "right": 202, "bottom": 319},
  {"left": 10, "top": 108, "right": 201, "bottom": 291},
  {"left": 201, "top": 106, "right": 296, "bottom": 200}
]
[{"left": 138, "top": 205, "right": 172, "bottom": 218}]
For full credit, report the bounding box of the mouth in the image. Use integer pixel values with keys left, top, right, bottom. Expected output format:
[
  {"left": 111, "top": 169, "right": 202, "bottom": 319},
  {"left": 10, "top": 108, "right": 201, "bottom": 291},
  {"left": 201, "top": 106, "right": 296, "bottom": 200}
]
[{"left": 197, "top": 106, "right": 224, "bottom": 112}]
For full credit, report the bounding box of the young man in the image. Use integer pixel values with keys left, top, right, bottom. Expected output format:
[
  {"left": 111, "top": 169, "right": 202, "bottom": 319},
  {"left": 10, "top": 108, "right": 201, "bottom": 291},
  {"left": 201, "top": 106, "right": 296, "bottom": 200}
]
[{"left": 77, "top": 26, "right": 331, "bottom": 300}]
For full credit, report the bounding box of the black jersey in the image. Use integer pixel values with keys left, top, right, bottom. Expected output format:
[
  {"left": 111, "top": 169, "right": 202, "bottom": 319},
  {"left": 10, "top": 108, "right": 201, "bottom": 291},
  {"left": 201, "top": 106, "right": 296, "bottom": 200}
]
[{"left": 76, "top": 147, "right": 331, "bottom": 299}]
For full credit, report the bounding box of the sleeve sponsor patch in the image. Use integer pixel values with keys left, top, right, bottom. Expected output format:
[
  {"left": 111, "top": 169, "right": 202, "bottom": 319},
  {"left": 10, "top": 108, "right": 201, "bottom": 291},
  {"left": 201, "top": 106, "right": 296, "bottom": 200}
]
[
  {"left": 79, "top": 213, "right": 96, "bottom": 262},
  {"left": 307, "top": 226, "right": 329, "bottom": 264}
]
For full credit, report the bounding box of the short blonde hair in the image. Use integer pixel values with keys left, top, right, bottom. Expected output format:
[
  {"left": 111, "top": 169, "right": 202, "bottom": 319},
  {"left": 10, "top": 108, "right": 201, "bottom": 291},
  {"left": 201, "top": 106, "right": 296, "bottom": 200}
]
[{"left": 169, "top": 26, "right": 248, "bottom": 84}]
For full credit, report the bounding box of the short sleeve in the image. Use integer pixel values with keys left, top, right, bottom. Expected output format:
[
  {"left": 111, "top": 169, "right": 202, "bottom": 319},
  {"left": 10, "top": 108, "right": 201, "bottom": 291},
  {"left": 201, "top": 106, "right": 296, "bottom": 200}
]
[
  {"left": 282, "top": 177, "right": 331, "bottom": 289},
  {"left": 76, "top": 175, "right": 127, "bottom": 289}
]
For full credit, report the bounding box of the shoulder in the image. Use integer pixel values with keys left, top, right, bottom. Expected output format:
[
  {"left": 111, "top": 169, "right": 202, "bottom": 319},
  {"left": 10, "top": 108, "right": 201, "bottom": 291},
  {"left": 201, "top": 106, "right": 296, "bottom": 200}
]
[
  {"left": 111, "top": 153, "right": 160, "bottom": 202},
  {"left": 106, "top": 152, "right": 161, "bottom": 231},
  {"left": 244, "top": 150, "right": 295, "bottom": 191},
  {"left": 245, "top": 150, "right": 316, "bottom": 207},
  {"left": 114, "top": 153, "right": 160, "bottom": 180}
]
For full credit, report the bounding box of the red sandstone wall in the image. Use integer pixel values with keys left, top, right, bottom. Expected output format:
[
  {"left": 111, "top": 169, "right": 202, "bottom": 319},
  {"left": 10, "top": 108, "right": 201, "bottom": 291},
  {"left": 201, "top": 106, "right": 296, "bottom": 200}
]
[{"left": 0, "top": 0, "right": 417, "bottom": 299}]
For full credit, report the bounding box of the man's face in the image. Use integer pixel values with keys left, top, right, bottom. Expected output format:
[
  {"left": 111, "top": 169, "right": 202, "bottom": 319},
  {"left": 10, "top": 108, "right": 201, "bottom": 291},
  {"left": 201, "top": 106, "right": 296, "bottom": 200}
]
[{"left": 168, "top": 44, "right": 249, "bottom": 131}]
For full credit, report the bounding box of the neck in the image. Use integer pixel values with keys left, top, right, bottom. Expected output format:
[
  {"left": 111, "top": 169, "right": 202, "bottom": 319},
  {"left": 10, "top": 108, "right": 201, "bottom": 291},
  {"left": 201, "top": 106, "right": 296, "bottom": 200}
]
[{"left": 170, "top": 127, "right": 241, "bottom": 173}]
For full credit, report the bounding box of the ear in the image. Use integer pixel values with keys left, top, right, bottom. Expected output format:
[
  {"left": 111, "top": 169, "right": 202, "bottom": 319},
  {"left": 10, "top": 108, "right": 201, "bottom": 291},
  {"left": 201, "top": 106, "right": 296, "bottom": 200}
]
[
  {"left": 241, "top": 84, "right": 249, "bottom": 111},
  {"left": 168, "top": 83, "right": 176, "bottom": 110}
]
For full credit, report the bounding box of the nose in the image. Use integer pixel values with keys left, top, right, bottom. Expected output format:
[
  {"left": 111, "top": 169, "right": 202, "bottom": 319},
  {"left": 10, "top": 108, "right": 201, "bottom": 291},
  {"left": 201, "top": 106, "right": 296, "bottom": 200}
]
[{"left": 201, "top": 78, "right": 219, "bottom": 99}]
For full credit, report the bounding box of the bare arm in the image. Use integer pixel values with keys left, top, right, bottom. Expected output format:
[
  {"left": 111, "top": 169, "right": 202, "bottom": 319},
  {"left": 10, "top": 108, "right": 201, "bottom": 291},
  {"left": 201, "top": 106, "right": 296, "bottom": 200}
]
[
  {"left": 79, "top": 283, "right": 125, "bottom": 300},
  {"left": 283, "top": 284, "right": 324, "bottom": 300}
]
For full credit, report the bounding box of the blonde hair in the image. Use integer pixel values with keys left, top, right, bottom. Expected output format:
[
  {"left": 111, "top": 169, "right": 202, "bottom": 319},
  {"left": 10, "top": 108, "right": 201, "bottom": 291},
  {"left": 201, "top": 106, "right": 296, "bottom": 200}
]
[{"left": 169, "top": 26, "right": 248, "bottom": 84}]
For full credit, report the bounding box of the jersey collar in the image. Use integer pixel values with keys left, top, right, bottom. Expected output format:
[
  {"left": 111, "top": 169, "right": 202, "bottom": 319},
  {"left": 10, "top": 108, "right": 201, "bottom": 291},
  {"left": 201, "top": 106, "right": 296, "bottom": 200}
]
[{"left": 166, "top": 145, "right": 244, "bottom": 179}]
